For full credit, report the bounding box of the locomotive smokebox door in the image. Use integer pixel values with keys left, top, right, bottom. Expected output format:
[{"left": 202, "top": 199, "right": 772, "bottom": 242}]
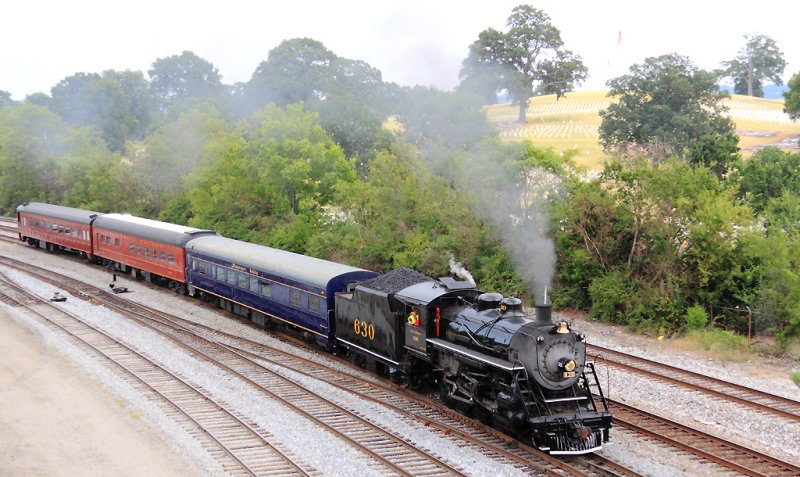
[{"left": 404, "top": 306, "right": 426, "bottom": 353}]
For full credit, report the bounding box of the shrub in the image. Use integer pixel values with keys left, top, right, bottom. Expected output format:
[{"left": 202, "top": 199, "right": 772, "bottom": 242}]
[
  {"left": 687, "top": 328, "right": 749, "bottom": 359},
  {"left": 684, "top": 305, "right": 709, "bottom": 331},
  {"left": 588, "top": 270, "right": 629, "bottom": 323}
]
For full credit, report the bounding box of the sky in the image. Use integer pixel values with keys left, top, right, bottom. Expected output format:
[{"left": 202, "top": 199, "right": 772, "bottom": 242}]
[{"left": 2, "top": 1, "right": 799, "bottom": 101}]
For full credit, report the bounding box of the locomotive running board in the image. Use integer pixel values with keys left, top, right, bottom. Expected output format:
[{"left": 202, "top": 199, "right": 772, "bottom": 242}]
[
  {"left": 427, "top": 338, "right": 524, "bottom": 372},
  {"left": 336, "top": 338, "right": 401, "bottom": 367}
]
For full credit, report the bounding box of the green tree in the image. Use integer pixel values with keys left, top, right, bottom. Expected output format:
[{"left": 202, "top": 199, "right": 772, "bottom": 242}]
[
  {"left": 599, "top": 54, "right": 735, "bottom": 162},
  {"left": 132, "top": 104, "right": 230, "bottom": 216},
  {"left": 784, "top": 71, "right": 800, "bottom": 120},
  {"left": 186, "top": 104, "right": 356, "bottom": 249},
  {"left": 247, "top": 39, "right": 389, "bottom": 162},
  {"left": 25, "top": 93, "right": 51, "bottom": 108},
  {"left": 50, "top": 72, "right": 142, "bottom": 151},
  {"left": 0, "top": 103, "right": 114, "bottom": 212},
  {"left": 721, "top": 34, "right": 786, "bottom": 97},
  {"left": 392, "top": 86, "right": 494, "bottom": 155},
  {"left": 247, "top": 38, "right": 337, "bottom": 110},
  {"left": 737, "top": 147, "right": 800, "bottom": 212},
  {"left": 148, "top": 51, "right": 224, "bottom": 112},
  {"left": 0, "top": 90, "right": 13, "bottom": 107},
  {"left": 460, "top": 5, "right": 587, "bottom": 122}
]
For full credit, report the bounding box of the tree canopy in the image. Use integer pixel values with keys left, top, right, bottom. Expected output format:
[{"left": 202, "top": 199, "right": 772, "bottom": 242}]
[
  {"left": 599, "top": 54, "right": 736, "bottom": 164},
  {"left": 720, "top": 34, "right": 786, "bottom": 97},
  {"left": 148, "top": 51, "right": 224, "bottom": 112},
  {"left": 459, "top": 5, "right": 587, "bottom": 123},
  {"left": 784, "top": 72, "right": 800, "bottom": 120}
]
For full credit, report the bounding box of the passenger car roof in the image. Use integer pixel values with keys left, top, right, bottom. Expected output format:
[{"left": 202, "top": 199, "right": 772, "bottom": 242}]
[
  {"left": 16, "top": 202, "right": 101, "bottom": 225},
  {"left": 186, "top": 235, "right": 376, "bottom": 291}
]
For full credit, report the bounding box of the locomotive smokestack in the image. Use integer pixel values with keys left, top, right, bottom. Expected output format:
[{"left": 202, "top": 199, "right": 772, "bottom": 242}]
[{"left": 534, "top": 286, "right": 552, "bottom": 324}]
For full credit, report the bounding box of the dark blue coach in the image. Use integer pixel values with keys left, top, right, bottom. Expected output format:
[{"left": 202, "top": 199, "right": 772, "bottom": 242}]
[{"left": 185, "top": 235, "right": 378, "bottom": 346}]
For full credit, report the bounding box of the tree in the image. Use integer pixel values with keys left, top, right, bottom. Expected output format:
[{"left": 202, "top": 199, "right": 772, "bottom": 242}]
[
  {"left": 721, "top": 34, "right": 786, "bottom": 97},
  {"left": 392, "top": 86, "right": 494, "bottom": 155},
  {"left": 460, "top": 5, "right": 587, "bottom": 122},
  {"left": 132, "top": 104, "right": 230, "bottom": 216},
  {"left": 599, "top": 54, "right": 735, "bottom": 162},
  {"left": 186, "top": 104, "right": 356, "bottom": 248},
  {"left": 737, "top": 147, "right": 800, "bottom": 212},
  {"left": 50, "top": 72, "right": 141, "bottom": 151},
  {"left": 148, "top": 51, "right": 223, "bottom": 112},
  {"left": 0, "top": 103, "right": 115, "bottom": 211},
  {"left": 0, "top": 90, "right": 13, "bottom": 107},
  {"left": 247, "top": 38, "right": 337, "bottom": 111},
  {"left": 784, "top": 72, "right": 800, "bottom": 120}
]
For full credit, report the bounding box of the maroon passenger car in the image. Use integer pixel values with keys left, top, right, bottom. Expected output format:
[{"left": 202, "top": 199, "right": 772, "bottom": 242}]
[
  {"left": 16, "top": 202, "right": 100, "bottom": 257},
  {"left": 92, "top": 213, "right": 216, "bottom": 291}
]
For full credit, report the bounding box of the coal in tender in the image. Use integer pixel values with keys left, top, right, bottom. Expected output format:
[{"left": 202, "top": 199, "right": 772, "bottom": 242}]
[{"left": 361, "top": 267, "right": 433, "bottom": 294}]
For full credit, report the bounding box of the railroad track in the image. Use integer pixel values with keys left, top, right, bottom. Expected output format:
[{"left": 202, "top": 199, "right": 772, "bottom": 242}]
[
  {"left": 15, "top": 248, "right": 800, "bottom": 476},
  {"left": 0, "top": 270, "right": 314, "bottom": 477},
  {"left": 589, "top": 344, "right": 800, "bottom": 422},
  {"left": 0, "top": 260, "right": 468, "bottom": 476},
  {"left": 610, "top": 399, "right": 800, "bottom": 477},
  {"left": 0, "top": 254, "right": 638, "bottom": 477}
]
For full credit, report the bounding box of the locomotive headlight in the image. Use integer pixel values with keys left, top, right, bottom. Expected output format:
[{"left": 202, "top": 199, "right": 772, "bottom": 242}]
[{"left": 558, "top": 357, "right": 577, "bottom": 372}]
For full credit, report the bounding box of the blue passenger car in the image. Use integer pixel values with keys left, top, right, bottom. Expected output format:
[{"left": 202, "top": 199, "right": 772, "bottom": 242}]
[{"left": 185, "top": 235, "right": 378, "bottom": 345}]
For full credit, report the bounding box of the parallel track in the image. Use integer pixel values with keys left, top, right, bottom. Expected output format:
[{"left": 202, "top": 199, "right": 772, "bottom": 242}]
[
  {"left": 589, "top": 344, "right": 800, "bottom": 422},
  {"left": 610, "top": 399, "right": 800, "bottom": 477},
  {"left": 0, "top": 254, "right": 639, "bottom": 477},
  {"left": 0, "top": 270, "right": 313, "bottom": 477}
]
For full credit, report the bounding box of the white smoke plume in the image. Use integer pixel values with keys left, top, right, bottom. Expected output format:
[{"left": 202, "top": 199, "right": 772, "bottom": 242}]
[
  {"left": 450, "top": 145, "right": 564, "bottom": 305},
  {"left": 448, "top": 252, "right": 475, "bottom": 285}
]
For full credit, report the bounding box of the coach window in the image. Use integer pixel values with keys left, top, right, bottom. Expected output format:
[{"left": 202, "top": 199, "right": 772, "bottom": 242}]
[
  {"left": 237, "top": 272, "right": 248, "bottom": 289},
  {"left": 227, "top": 269, "right": 237, "bottom": 285},
  {"left": 309, "top": 297, "right": 320, "bottom": 314},
  {"left": 160, "top": 251, "right": 166, "bottom": 262},
  {"left": 144, "top": 247, "right": 149, "bottom": 257},
  {"left": 261, "top": 282, "right": 271, "bottom": 298},
  {"left": 115, "top": 238, "right": 120, "bottom": 247},
  {"left": 168, "top": 253, "right": 175, "bottom": 265},
  {"left": 249, "top": 276, "right": 260, "bottom": 293},
  {"left": 65, "top": 228, "right": 70, "bottom": 235},
  {"left": 290, "top": 290, "right": 301, "bottom": 308},
  {"left": 130, "top": 244, "right": 135, "bottom": 253}
]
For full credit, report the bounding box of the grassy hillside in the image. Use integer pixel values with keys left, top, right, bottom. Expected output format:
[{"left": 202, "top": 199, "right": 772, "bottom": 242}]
[{"left": 485, "top": 91, "right": 800, "bottom": 169}]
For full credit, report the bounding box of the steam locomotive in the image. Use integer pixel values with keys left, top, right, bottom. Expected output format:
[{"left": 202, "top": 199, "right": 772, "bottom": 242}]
[
  {"left": 16, "top": 202, "right": 611, "bottom": 454},
  {"left": 336, "top": 268, "right": 612, "bottom": 454}
]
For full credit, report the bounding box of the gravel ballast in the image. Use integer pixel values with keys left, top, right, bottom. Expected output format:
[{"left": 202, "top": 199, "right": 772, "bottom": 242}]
[{"left": 1, "top": 239, "right": 799, "bottom": 476}]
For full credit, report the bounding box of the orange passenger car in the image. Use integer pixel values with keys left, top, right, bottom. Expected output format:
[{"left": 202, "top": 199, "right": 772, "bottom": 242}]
[
  {"left": 92, "top": 213, "right": 216, "bottom": 290},
  {"left": 16, "top": 202, "right": 100, "bottom": 256}
]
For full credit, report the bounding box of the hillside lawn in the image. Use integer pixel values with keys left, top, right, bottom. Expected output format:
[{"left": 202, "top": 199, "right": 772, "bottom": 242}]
[{"left": 485, "top": 90, "right": 800, "bottom": 169}]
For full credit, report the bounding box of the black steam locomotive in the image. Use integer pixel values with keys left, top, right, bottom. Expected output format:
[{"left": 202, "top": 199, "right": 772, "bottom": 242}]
[{"left": 335, "top": 268, "right": 612, "bottom": 454}]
